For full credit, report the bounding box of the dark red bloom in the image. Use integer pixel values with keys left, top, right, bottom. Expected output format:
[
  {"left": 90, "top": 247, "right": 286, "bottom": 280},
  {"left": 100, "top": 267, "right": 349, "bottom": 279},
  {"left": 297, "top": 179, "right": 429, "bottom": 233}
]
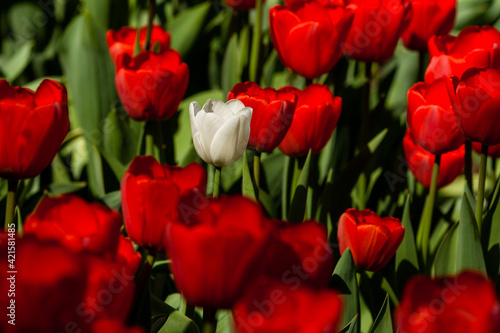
[
  {"left": 425, "top": 26, "right": 500, "bottom": 83},
  {"left": 24, "top": 194, "right": 122, "bottom": 259},
  {"left": 395, "top": 271, "right": 500, "bottom": 333},
  {"left": 91, "top": 320, "right": 145, "bottom": 333},
  {"left": 0, "top": 236, "right": 89, "bottom": 333},
  {"left": 473, "top": 141, "right": 500, "bottom": 158},
  {"left": 343, "top": 0, "right": 411, "bottom": 62},
  {"left": 401, "top": 0, "right": 456, "bottom": 51},
  {"left": 0, "top": 79, "right": 69, "bottom": 180},
  {"left": 233, "top": 277, "right": 342, "bottom": 333},
  {"left": 278, "top": 84, "right": 342, "bottom": 157},
  {"left": 121, "top": 156, "right": 206, "bottom": 251},
  {"left": 269, "top": 2, "right": 353, "bottom": 79},
  {"left": 447, "top": 68, "right": 500, "bottom": 146},
  {"left": 407, "top": 78, "right": 465, "bottom": 155},
  {"left": 337, "top": 208, "right": 404, "bottom": 271},
  {"left": 165, "top": 196, "right": 274, "bottom": 309},
  {"left": 403, "top": 129, "right": 465, "bottom": 188},
  {"left": 106, "top": 25, "right": 170, "bottom": 63},
  {"left": 228, "top": 82, "right": 297, "bottom": 152},
  {"left": 262, "top": 220, "right": 333, "bottom": 288},
  {"left": 115, "top": 50, "right": 189, "bottom": 121}
]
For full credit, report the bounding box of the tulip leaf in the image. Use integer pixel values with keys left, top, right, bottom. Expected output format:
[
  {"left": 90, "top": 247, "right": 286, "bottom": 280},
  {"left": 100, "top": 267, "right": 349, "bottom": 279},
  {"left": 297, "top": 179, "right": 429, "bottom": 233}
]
[
  {"left": 103, "top": 109, "right": 139, "bottom": 166},
  {"left": 58, "top": 12, "right": 117, "bottom": 197},
  {"left": 395, "top": 195, "right": 419, "bottom": 292},
  {"left": 177, "top": 90, "right": 224, "bottom": 166},
  {"left": 484, "top": 178, "right": 500, "bottom": 282},
  {"left": 432, "top": 223, "right": 458, "bottom": 276},
  {"left": 48, "top": 182, "right": 87, "bottom": 196},
  {"left": 287, "top": 150, "right": 312, "bottom": 223},
  {"left": 332, "top": 249, "right": 360, "bottom": 333},
  {"left": 151, "top": 296, "right": 200, "bottom": 333},
  {"left": 242, "top": 151, "right": 257, "bottom": 201},
  {"left": 368, "top": 294, "right": 393, "bottom": 333},
  {"left": 221, "top": 32, "right": 241, "bottom": 96},
  {"left": 0, "top": 41, "right": 34, "bottom": 82},
  {"left": 101, "top": 190, "right": 121, "bottom": 210},
  {"left": 168, "top": 2, "right": 211, "bottom": 57},
  {"left": 329, "top": 129, "right": 388, "bottom": 222},
  {"left": 457, "top": 193, "right": 486, "bottom": 273}
]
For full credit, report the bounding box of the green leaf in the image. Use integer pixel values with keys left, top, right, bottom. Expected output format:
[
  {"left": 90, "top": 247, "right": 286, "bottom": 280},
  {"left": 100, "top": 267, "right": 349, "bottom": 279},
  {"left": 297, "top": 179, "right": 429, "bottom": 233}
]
[
  {"left": 221, "top": 33, "right": 240, "bottom": 96},
  {"left": 48, "top": 182, "right": 87, "bottom": 196},
  {"left": 242, "top": 151, "right": 257, "bottom": 200},
  {"left": 103, "top": 109, "right": 139, "bottom": 166},
  {"left": 339, "top": 315, "right": 358, "bottom": 333},
  {"left": 432, "top": 223, "right": 458, "bottom": 276},
  {"left": 58, "top": 12, "right": 117, "bottom": 197},
  {"left": 81, "top": 0, "right": 111, "bottom": 28},
  {"left": 287, "top": 150, "right": 312, "bottom": 223},
  {"left": 102, "top": 190, "right": 121, "bottom": 210},
  {"left": 330, "top": 129, "right": 388, "bottom": 222},
  {"left": 395, "top": 195, "right": 419, "bottom": 292},
  {"left": 457, "top": 193, "right": 486, "bottom": 273},
  {"left": 168, "top": 2, "right": 211, "bottom": 57},
  {"left": 368, "top": 294, "right": 393, "bottom": 333},
  {"left": 332, "top": 249, "right": 360, "bottom": 333},
  {"left": 151, "top": 296, "right": 200, "bottom": 333},
  {"left": 0, "top": 41, "right": 34, "bottom": 82},
  {"left": 484, "top": 178, "right": 500, "bottom": 282}
]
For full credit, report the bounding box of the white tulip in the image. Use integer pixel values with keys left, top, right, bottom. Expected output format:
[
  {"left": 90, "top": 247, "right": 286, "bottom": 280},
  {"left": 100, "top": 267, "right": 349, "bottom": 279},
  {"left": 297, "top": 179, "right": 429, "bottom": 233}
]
[{"left": 189, "top": 99, "right": 252, "bottom": 167}]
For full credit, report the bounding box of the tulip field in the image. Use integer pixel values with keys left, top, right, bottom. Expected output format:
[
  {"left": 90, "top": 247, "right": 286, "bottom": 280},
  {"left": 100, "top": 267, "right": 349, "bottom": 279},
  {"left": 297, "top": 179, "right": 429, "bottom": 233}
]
[{"left": 2, "top": 0, "right": 500, "bottom": 332}]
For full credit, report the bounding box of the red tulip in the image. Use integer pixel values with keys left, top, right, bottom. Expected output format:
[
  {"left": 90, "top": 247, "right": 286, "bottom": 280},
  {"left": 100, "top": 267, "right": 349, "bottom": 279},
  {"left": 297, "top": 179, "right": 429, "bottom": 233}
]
[
  {"left": 403, "top": 129, "right": 464, "bottom": 188},
  {"left": 115, "top": 49, "right": 189, "bottom": 121},
  {"left": 117, "top": 235, "right": 143, "bottom": 276},
  {"left": 263, "top": 220, "right": 334, "bottom": 288},
  {"left": 233, "top": 276, "right": 342, "bottom": 333},
  {"left": 407, "top": 78, "right": 465, "bottom": 155},
  {"left": 425, "top": 26, "right": 500, "bottom": 83},
  {"left": 269, "top": 2, "right": 353, "bottom": 79},
  {"left": 278, "top": 84, "right": 342, "bottom": 157},
  {"left": 228, "top": 82, "right": 297, "bottom": 152},
  {"left": 81, "top": 254, "right": 138, "bottom": 323},
  {"left": 106, "top": 25, "right": 170, "bottom": 63},
  {"left": 395, "top": 271, "right": 500, "bottom": 333},
  {"left": 447, "top": 68, "right": 500, "bottom": 146},
  {"left": 121, "top": 156, "right": 206, "bottom": 251},
  {"left": 0, "top": 79, "right": 69, "bottom": 180},
  {"left": 401, "top": 0, "right": 456, "bottom": 51},
  {"left": 337, "top": 208, "right": 404, "bottom": 271},
  {"left": 284, "top": 0, "right": 344, "bottom": 7},
  {"left": 24, "top": 194, "right": 122, "bottom": 259},
  {"left": 473, "top": 141, "right": 500, "bottom": 159},
  {"left": 92, "top": 320, "right": 145, "bottom": 333},
  {"left": 343, "top": 0, "right": 411, "bottom": 63},
  {"left": 165, "top": 196, "right": 274, "bottom": 309},
  {"left": 0, "top": 236, "right": 89, "bottom": 333}
]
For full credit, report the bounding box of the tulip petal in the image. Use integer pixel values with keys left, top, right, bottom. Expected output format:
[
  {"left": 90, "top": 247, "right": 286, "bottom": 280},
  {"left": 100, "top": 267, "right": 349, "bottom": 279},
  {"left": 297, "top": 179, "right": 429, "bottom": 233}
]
[
  {"left": 206, "top": 99, "right": 234, "bottom": 120},
  {"left": 210, "top": 113, "right": 250, "bottom": 167}
]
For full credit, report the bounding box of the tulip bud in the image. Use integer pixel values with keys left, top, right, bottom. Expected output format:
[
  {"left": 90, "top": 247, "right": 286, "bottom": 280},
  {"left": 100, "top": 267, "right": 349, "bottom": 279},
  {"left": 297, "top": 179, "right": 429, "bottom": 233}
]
[
  {"left": 337, "top": 208, "right": 404, "bottom": 271},
  {"left": 189, "top": 99, "right": 252, "bottom": 167}
]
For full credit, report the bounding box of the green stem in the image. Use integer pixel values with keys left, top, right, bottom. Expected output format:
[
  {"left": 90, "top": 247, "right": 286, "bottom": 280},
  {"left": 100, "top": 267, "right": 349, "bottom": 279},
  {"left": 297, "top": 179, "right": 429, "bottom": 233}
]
[
  {"left": 249, "top": 0, "right": 263, "bottom": 82},
  {"left": 253, "top": 152, "right": 261, "bottom": 190},
  {"left": 418, "top": 51, "right": 426, "bottom": 82},
  {"left": 476, "top": 144, "right": 488, "bottom": 229},
  {"left": 145, "top": 121, "right": 154, "bottom": 157},
  {"left": 417, "top": 154, "right": 441, "bottom": 267},
  {"left": 5, "top": 180, "right": 18, "bottom": 228},
  {"left": 144, "top": 0, "right": 156, "bottom": 51},
  {"left": 202, "top": 309, "right": 217, "bottom": 333},
  {"left": 465, "top": 140, "right": 473, "bottom": 194},
  {"left": 213, "top": 167, "right": 221, "bottom": 198},
  {"left": 359, "top": 62, "right": 372, "bottom": 147},
  {"left": 155, "top": 120, "right": 167, "bottom": 164}
]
